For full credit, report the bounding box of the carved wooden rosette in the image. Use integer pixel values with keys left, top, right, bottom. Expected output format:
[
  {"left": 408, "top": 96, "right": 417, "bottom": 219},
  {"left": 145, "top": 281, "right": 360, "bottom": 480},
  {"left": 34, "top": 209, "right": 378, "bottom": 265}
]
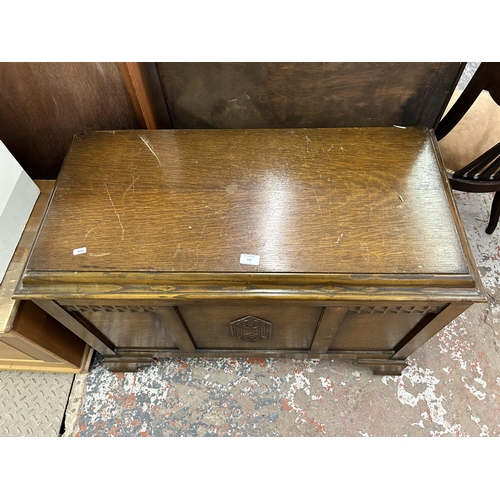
[{"left": 230, "top": 316, "right": 272, "bottom": 342}]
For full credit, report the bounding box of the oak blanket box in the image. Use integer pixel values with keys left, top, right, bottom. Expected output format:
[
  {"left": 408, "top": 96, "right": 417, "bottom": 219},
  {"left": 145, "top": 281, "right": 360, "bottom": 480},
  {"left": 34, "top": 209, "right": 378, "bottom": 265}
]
[{"left": 14, "top": 127, "right": 486, "bottom": 374}]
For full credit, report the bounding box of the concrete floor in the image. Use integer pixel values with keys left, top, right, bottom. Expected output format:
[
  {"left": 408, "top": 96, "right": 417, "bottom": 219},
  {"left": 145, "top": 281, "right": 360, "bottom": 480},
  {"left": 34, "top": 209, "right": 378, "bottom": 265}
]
[{"left": 67, "top": 189, "right": 500, "bottom": 437}]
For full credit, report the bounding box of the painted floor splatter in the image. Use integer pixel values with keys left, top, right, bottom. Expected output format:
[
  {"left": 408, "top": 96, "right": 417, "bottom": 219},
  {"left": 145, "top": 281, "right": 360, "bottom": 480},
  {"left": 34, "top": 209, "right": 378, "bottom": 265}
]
[{"left": 71, "top": 191, "right": 499, "bottom": 437}]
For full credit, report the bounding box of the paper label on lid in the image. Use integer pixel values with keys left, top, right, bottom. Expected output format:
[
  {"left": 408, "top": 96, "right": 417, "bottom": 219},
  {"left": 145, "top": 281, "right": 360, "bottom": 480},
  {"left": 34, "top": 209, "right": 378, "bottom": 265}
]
[
  {"left": 73, "top": 247, "right": 87, "bottom": 255},
  {"left": 239, "top": 254, "right": 260, "bottom": 265}
]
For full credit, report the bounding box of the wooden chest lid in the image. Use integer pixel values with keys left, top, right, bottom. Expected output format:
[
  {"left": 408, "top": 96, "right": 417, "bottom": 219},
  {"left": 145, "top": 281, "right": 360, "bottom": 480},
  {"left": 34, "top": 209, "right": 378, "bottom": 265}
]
[{"left": 19, "top": 128, "right": 482, "bottom": 296}]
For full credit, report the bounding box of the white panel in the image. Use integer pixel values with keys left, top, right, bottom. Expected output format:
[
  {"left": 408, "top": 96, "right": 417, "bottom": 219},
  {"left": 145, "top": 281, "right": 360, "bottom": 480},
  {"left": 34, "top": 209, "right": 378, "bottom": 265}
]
[{"left": 0, "top": 141, "right": 40, "bottom": 284}]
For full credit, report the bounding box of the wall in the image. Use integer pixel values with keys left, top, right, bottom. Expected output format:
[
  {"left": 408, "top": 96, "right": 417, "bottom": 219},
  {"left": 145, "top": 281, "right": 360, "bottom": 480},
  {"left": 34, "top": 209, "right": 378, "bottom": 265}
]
[{"left": 0, "top": 63, "right": 139, "bottom": 179}]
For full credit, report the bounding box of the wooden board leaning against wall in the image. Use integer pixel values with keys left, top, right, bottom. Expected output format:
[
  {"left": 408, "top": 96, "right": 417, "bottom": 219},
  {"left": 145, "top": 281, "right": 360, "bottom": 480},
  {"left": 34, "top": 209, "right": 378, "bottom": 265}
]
[{"left": 0, "top": 62, "right": 464, "bottom": 179}]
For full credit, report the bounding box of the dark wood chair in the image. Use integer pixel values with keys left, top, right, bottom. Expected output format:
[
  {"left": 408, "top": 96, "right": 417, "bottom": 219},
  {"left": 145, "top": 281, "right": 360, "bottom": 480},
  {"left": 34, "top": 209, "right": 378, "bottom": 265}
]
[{"left": 435, "top": 62, "right": 500, "bottom": 234}]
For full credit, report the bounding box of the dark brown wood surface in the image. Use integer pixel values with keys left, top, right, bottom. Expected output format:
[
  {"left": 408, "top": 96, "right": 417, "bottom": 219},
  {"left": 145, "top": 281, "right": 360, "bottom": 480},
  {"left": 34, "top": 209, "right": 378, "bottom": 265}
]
[
  {"left": 32, "top": 299, "right": 116, "bottom": 357},
  {"left": 25, "top": 128, "right": 470, "bottom": 280},
  {"left": 0, "top": 62, "right": 139, "bottom": 179},
  {"left": 310, "top": 307, "right": 347, "bottom": 353},
  {"left": 156, "top": 62, "right": 463, "bottom": 129},
  {"left": 153, "top": 307, "right": 196, "bottom": 352},
  {"left": 357, "top": 359, "right": 408, "bottom": 375},
  {"left": 393, "top": 302, "right": 471, "bottom": 359},
  {"left": 14, "top": 127, "right": 485, "bottom": 374},
  {"left": 329, "top": 310, "right": 432, "bottom": 351},
  {"left": 178, "top": 303, "right": 322, "bottom": 350}
]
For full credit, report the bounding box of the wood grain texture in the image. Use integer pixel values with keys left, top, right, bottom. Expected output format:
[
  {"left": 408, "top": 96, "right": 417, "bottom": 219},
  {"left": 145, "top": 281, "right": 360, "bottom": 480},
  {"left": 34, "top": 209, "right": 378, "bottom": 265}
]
[
  {"left": 16, "top": 278, "right": 484, "bottom": 303},
  {"left": 65, "top": 305, "right": 178, "bottom": 350},
  {"left": 152, "top": 306, "right": 195, "bottom": 352},
  {"left": 310, "top": 307, "right": 347, "bottom": 353},
  {"left": 0, "top": 62, "right": 139, "bottom": 179},
  {"left": 11, "top": 301, "right": 87, "bottom": 367},
  {"left": 119, "top": 63, "right": 172, "bottom": 130},
  {"left": 24, "top": 128, "right": 471, "bottom": 278},
  {"left": 0, "top": 344, "right": 92, "bottom": 373},
  {"left": 178, "top": 303, "right": 323, "bottom": 350},
  {"left": 0, "top": 336, "right": 37, "bottom": 361},
  {"left": 357, "top": 359, "right": 408, "bottom": 375},
  {"left": 14, "top": 127, "right": 485, "bottom": 374},
  {"left": 32, "top": 299, "right": 116, "bottom": 357},
  {"left": 156, "top": 62, "right": 463, "bottom": 129},
  {"left": 101, "top": 349, "right": 395, "bottom": 372},
  {"left": 392, "top": 302, "right": 472, "bottom": 359},
  {"left": 328, "top": 309, "right": 435, "bottom": 351},
  {"left": 50, "top": 299, "right": 471, "bottom": 362},
  {"left": 429, "top": 132, "right": 487, "bottom": 295},
  {"left": 111, "top": 349, "right": 392, "bottom": 360}
]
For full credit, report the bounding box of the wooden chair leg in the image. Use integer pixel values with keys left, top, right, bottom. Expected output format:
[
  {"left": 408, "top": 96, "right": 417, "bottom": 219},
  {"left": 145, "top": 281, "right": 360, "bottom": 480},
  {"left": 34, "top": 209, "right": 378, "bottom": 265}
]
[{"left": 486, "top": 191, "right": 500, "bottom": 234}]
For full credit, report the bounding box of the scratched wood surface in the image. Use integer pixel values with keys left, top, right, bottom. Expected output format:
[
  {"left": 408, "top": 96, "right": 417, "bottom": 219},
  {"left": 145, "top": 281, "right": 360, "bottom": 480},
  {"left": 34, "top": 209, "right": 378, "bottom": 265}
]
[
  {"left": 156, "top": 62, "right": 464, "bottom": 129},
  {"left": 16, "top": 128, "right": 485, "bottom": 374},
  {"left": 25, "top": 128, "right": 471, "bottom": 279}
]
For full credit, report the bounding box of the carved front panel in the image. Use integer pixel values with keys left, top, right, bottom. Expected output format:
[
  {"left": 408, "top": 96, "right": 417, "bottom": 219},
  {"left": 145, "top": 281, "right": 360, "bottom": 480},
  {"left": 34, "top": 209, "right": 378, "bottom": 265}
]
[
  {"left": 62, "top": 304, "right": 177, "bottom": 350},
  {"left": 328, "top": 304, "right": 444, "bottom": 351},
  {"left": 177, "top": 304, "right": 322, "bottom": 350}
]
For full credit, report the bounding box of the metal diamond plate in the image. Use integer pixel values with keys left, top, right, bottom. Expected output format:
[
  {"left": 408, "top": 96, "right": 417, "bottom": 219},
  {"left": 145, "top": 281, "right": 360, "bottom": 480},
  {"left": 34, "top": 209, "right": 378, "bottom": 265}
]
[{"left": 0, "top": 371, "right": 74, "bottom": 437}]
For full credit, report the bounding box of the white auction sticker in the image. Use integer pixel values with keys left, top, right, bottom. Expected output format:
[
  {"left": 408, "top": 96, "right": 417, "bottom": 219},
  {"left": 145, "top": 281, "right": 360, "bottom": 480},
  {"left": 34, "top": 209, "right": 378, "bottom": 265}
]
[
  {"left": 239, "top": 254, "right": 260, "bottom": 265},
  {"left": 73, "top": 247, "right": 87, "bottom": 255}
]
